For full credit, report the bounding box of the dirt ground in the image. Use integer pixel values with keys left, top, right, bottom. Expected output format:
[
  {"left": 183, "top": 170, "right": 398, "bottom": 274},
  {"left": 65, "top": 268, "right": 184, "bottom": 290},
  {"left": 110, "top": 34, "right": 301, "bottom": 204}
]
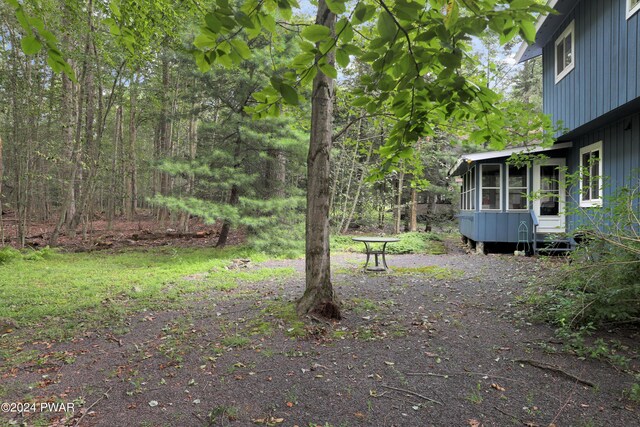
[
  {"left": 1, "top": 242, "right": 639, "bottom": 427},
  {"left": 0, "top": 212, "right": 243, "bottom": 251}
]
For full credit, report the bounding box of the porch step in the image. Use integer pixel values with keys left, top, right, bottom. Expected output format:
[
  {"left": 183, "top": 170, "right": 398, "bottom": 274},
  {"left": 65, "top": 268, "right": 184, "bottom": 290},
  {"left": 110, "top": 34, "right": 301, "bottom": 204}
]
[{"left": 533, "top": 234, "right": 577, "bottom": 255}]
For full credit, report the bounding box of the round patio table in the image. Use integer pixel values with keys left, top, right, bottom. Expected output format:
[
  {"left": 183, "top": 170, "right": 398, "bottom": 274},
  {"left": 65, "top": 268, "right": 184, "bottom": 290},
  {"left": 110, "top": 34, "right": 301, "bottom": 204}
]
[{"left": 351, "top": 236, "right": 400, "bottom": 271}]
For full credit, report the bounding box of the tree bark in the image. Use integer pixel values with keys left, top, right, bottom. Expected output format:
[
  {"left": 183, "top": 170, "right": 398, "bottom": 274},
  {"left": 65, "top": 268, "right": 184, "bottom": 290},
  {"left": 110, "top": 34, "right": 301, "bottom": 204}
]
[
  {"left": 341, "top": 141, "right": 373, "bottom": 233},
  {"left": 0, "top": 135, "right": 4, "bottom": 245},
  {"left": 216, "top": 184, "right": 239, "bottom": 247},
  {"left": 394, "top": 169, "right": 405, "bottom": 234},
  {"left": 409, "top": 187, "right": 418, "bottom": 232},
  {"left": 297, "top": 0, "right": 340, "bottom": 320},
  {"left": 126, "top": 72, "right": 139, "bottom": 219}
]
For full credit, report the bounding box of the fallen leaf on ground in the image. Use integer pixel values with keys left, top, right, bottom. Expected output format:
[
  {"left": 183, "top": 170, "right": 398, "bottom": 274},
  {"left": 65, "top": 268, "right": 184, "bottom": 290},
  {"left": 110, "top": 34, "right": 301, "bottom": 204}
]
[
  {"left": 491, "top": 383, "right": 506, "bottom": 392},
  {"left": 468, "top": 419, "right": 481, "bottom": 427}
]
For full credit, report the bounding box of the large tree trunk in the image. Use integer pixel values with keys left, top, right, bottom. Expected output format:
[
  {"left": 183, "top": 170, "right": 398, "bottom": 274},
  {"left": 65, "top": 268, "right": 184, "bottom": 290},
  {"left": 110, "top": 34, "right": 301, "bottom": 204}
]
[{"left": 297, "top": 0, "right": 340, "bottom": 320}]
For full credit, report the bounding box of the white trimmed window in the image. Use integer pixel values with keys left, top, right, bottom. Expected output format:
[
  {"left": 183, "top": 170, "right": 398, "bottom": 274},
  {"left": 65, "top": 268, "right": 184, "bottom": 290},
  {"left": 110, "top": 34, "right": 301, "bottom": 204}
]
[
  {"left": 579, "top": 141, "right": 603, "bottom": 207},
  {"left": 460, "top": 167, "right": 476, "bottom": 210},
  {"left": 555, "top": 21, "right": 575, "bottom": 83},
  {"left": 507, "top": 165, "right": 528, "bottom": 210},
  {"left": 628, "top": 0, "right": 640, "bottom": 19},
  {"left": 480, "top": 164, "right": 501, "bottom": 210}
]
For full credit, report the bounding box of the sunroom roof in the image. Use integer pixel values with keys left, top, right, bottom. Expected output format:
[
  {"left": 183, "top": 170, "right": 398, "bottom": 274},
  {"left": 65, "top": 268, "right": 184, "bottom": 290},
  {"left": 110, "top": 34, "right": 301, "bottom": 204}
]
[{"left": 448, "top": 141, "right": 573, "bottom": 177}]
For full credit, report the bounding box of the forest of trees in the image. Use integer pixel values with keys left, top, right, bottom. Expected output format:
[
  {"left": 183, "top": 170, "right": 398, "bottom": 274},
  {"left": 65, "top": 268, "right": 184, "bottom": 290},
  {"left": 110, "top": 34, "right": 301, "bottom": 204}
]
[
  {"left": 0, "top": 0, "right": 550, "bottom": 316},
  {"left": 0, "top": 0, "right": 543, "bottom": 247}
]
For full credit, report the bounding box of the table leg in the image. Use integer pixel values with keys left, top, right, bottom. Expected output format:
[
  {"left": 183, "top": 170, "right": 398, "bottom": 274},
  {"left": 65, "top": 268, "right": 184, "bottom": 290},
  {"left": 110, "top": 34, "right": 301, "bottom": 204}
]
[
  {"left": 363, "top": 242, "right": 371, "bottom": 270},
  {"left": 381, "top": 242, "right": 389, "bottom": 270}
]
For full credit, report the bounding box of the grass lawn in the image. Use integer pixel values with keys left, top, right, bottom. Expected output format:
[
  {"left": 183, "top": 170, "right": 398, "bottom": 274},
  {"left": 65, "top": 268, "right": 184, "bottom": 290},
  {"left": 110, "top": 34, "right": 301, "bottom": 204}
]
[{"left": 0, "top": 247, "right": 296, "bottom": 341}]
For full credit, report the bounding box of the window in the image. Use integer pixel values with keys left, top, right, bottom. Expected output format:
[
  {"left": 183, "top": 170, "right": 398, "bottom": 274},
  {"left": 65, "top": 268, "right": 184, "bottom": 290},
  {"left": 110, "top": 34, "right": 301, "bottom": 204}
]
[
  {"left": 507, "top": 165, "right": 528, "bottom": 210},
  {"left": 539, "top": 166, "right": 561, "bottom": 216},
  {"left": 555, "top": 21, "right": 575, "bottom": 83},
  {"left": 460, "top": 168, "right": 476, "bottom": 210},
  {"left": 628, "top": 0, "right": 640, "bottom": 19},
  {"left": 579, "top": 141, "right": 603, "bottom": 207},
  {"left": 481, "top": 164, "right": 501, "bottom": 210}
]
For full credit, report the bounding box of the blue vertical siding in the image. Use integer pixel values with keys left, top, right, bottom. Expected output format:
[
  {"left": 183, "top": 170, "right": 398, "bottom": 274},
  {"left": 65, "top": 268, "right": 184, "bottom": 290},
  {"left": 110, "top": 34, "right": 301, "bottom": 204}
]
[
  {"left": 543, "top": 0, "right": 640, "bottom": 135},
  {"left": 566, "top": 110, "right": 640, "bottom": 232}
]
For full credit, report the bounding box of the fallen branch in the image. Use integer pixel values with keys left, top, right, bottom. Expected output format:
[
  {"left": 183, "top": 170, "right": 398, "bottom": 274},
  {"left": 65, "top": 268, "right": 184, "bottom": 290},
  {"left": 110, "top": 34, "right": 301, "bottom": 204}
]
[
  {"left": 493, "top": 406, "right": 525, "bottom": 425},
  {"left": 74, "top": 387, "right": 113, "bottom": 427},
  {"left": 408, "top": 370, "right": 522, "bottom": 385},
  {"left": 513, "top": 359, "right": 595, "bottom": 388},
  {"left": 405, "top": 372, "right": 449, "bottom": 378},
  {"left": 380, "top": 384, "right": 443, "bottom": 405}
]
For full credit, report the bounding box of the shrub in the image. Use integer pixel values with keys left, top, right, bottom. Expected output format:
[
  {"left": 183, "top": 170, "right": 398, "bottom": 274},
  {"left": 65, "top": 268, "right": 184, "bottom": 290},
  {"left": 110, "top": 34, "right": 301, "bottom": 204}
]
[
  {"left": 332, "top": 232, "right": 445, "bottom": 255},
  {"left": 0, "top": 247, "right": 21, "bottom": 265},
  {"left": 525, "top": 183, "right": 640, "bottom": 329}
]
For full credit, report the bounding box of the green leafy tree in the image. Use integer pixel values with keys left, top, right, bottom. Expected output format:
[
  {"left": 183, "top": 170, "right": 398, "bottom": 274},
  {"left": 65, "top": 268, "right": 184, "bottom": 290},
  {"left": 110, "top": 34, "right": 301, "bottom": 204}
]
[{"left": 191, "top": 0, "right": 552, "bottom": 319}]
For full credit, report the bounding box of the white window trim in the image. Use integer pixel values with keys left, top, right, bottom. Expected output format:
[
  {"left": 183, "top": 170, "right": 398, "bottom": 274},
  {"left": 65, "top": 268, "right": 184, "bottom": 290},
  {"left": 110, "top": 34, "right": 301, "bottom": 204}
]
[
  {"left": 628, "top": 0, "right": 640, "bottom": 20},
  {"left": 554, "top": 20, "right": 575, "bottom": 84},
  {"left": 480, "top": 164, "right": 502, "bottom": 211},
  {"left": 506, "top": 165, "right": 529, "bottom": 212},
  {"left": 579, "top": 141, "right": 603, "bottom": 208},
  {"left": 461, "top": 167, "right": 476, "bottom": 211}
]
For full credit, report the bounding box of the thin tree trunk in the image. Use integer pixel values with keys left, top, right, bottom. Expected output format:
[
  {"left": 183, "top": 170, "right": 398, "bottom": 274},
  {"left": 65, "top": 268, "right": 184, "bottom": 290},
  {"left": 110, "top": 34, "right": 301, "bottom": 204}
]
[
  {"left": 108, "top": 105, "right": 123, "bottom": 229},
  {"left": 216, "top": 136, "right": 242, "bottom": 247},
  {"left": 180, "top": 98, "right": 198, "bottom": 232},
  {"left": 338, "top": 137, "right": 359, "bottom": 232},
  {"left": 126, "top": 72, "right": 138, "bottom": 219},
  {"left": 157, "top": 55, "right": 171, "bottom": 222},
  {"left": 394, "top": 169, "right": 405, "bottom": 234},
  {"left": 216, "top": 184, "right": 239, "bottom": 247},
  {"left": 342, "top": 142, "right": 373, "bottom": 233},
  {"left": 0, "top": 135, "right": 4, "bottom": 245},
  {"left": 297, "top": 0, "right": 340, "bottom": 320},
  {"left": 409, "top": 187, "right": 418, "bottom": 232}
]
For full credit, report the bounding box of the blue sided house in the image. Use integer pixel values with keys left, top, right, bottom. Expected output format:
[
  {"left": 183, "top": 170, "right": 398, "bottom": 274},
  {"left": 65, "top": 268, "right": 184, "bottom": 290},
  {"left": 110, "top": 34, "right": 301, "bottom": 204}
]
[{"left": 450, "top": 0, "right": 640, "bottom": 254}]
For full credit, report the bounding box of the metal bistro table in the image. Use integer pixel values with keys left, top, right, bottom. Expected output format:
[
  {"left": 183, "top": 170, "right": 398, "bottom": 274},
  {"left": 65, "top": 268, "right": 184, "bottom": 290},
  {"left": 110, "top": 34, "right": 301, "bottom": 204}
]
[{"left": 351, "top": 236, "right": 400, "bottom": 271}]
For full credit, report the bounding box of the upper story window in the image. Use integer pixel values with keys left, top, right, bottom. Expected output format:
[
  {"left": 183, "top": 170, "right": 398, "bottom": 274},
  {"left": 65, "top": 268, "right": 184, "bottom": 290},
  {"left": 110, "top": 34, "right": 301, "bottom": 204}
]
[
  {"left": 460, "top": 167, "right": 476, "bottom": 211},
  {"left": 579, "top": 141, "right": 603, "bottom": 207},
  {"left": 555, "top": 21, "right": 575, "bottom": 83},
  {"left": 481, "top": 164, "right": 501, "bottom": 210},
  {"left": 507, "top": 165, "right": 528, "bottom": 210},
  {"left": 628, "top": 0, "right": 640, "bottom": 19}
]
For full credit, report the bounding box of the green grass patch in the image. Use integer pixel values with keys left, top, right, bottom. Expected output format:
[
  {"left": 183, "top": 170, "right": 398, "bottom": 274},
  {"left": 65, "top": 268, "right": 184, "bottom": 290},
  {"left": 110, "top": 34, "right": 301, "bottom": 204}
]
[
  {"left": 332, "top": 232, "right": 446, "bottom": 255},
  {"left": 221, "top": 335, "right": 251, "bottom": 349},
  {"left": 262, "top": 301, "right": 307, "bottom": 338},
  {"left": 392, "top": 265, "right": 463, "bottom": 279},
  {"left": 0, "top": 246, "right": 294, "bottom": 340}
]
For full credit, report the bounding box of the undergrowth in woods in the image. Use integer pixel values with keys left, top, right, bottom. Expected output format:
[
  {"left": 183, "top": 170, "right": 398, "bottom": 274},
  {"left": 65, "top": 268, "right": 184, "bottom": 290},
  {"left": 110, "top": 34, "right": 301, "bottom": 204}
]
[
  {"left": 332, "top": 232, "right": 445, "bottom": 255},
  {"left": 523, "top": 184, "right": 640, "bottom": 365}
]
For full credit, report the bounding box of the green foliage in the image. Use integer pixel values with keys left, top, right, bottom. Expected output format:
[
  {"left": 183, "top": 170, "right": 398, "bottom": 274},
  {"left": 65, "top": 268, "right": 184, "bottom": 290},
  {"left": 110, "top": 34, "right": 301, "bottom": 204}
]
[
  {"left": 625, "top": 377, "right": 640, "bottom": 402},
  {"left": 0, "top": 247, "right": 295, "bottom": 338},
  {"left": 0, "top": 247, "right": 21, "bottom": 265},
  {"left": 5, "top": 0, "right": 75, "bottom": 79},
  {"left": 0, "top": 246, "right": 57, "bottom": 264},
  {"left": 240, "top": 196, "right": 306, "bottom": 257},
  {"left": 332, "top": 232, "right": 445, "bottom": 255},
  {"left": 193, "top": 0, "right": 555, "bottom": 165},
  {"left": 524, "top": 179, "right": 640, "bottom": 362},
  {"left": 384, "top": 232, "right": 445, "bottom": 255}
]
